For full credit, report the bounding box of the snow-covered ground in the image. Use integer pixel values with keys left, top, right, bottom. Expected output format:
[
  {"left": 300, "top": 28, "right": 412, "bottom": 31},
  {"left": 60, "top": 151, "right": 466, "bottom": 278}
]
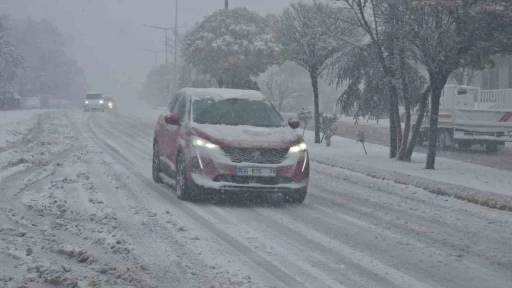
[
  {"left": 0, "top": 109, "right": 53, "bottom": 154},
  {"left": 0, "top": 109, "right": 50, "bottom": 126},
  {"left": 1, "top": 109, "right": 512, "bottom": 287},
  {"left": 304, "top": 131, "right": 512, "bottom": 196}
]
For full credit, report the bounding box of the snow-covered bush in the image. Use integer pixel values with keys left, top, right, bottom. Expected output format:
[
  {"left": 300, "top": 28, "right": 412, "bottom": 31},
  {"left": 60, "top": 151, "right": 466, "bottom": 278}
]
[
  {"left": 320, "top": 113, "right": 338, "bottom": 146},
  {"left": 357, "top": 130, "right": 367, "bottom": 155},
  {"left": 297, "top": 109, "right": 313, "bottom": 137}
]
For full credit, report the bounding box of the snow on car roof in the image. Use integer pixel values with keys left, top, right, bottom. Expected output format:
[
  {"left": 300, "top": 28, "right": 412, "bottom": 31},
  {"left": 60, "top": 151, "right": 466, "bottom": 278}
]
[{"left": 180, "top": 88, "right": 266, "bottom": 101}]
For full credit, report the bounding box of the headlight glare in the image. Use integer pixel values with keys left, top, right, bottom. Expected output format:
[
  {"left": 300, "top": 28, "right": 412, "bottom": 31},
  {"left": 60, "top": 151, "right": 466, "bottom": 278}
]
[
  {"left": 85, "top": 101, "right": 89, "bottom": 104},
  {"left": 192, "top": 136, "right": 219, "bottom": 149},
  {"left": 99, "top": 100, "right": 104, "bottom": 104},
  {"left": 289, "top": 142, "right": 307, "bottom": 153}
]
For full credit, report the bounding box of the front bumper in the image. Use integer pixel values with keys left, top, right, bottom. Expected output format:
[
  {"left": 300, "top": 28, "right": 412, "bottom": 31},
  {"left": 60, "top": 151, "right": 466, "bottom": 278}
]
[
  {"left": 84, "top": 104, "right": 105, "bottom": 110},
  {"left": 187, "top": 146, "right": 309, "bottom": 193}
]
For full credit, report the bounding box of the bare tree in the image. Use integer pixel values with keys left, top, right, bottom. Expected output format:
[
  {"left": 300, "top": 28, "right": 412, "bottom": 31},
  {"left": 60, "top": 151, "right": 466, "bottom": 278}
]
[
  {"left": 275, "top": 2, "right": 355, "bottom": 143},
  {"left": 257, "top": 66, "right": 290, "bottom": 111}
]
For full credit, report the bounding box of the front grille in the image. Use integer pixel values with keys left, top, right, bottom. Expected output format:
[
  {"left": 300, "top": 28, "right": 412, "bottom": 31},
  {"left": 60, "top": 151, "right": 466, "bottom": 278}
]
[
  {"left": 221, "top": 147, "right": 288, "bottom": 164},
  {"left": 213, "top": 175, "right": 292, "bottom": 185}
]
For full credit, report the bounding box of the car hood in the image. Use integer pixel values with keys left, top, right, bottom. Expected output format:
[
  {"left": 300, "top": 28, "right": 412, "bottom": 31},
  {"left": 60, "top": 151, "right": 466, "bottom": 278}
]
[{"left": 191, "top": 123, "right": 302, "bottom": 149}]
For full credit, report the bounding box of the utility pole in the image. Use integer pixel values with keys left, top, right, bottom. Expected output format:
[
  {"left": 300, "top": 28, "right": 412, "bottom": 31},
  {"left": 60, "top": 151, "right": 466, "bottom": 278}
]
[
  {"left": 141, "top": 49, "right": 165, "bottom": 66},
  {"left": 143, "top": 24, "right": 184, "bottom": 65},
  {"left": 225, "top": 0, "right": 228, "bottom": 9}
]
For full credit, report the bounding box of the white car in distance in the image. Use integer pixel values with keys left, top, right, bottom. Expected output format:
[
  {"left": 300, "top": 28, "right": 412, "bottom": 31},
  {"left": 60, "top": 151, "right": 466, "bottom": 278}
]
[{"left": 84, "top": 93, "right": 106, "bottom": 112}]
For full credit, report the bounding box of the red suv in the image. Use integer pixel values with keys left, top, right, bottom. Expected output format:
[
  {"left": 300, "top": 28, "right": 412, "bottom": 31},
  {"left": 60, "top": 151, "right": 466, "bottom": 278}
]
[{"left": 152, "top": 88, "right": 309, "bottom": 203}]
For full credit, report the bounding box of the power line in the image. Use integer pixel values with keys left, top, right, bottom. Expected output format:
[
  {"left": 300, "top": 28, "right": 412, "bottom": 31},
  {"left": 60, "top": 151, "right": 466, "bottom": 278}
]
[{"left": 142, "top": 24, "right": 185, "bottom": 65}]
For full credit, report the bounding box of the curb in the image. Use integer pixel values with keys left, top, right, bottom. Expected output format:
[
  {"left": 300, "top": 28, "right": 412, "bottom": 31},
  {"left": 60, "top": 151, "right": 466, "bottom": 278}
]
[{"left": 311, "top": 157, "right": 512, "bottom": 212}]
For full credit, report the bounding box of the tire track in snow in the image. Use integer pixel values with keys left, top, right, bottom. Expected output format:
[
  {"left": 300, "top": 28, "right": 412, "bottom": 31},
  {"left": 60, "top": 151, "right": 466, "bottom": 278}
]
[
  {"left": 188, "top": 203, "right": 347, "bottom": 288},
  {"left": 304, "top": 172, "right": 512, "bottom": 287}
]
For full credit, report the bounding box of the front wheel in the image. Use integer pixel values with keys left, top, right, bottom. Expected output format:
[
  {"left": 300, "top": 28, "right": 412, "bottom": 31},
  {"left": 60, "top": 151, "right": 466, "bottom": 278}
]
[
  {"left": 152, "top": 140, "right": 163, "bottom": 183},
  {"left": 175, "top": 153, "right": 194, "bottom": 201},
  {"left": 458, "top": 140, "right": 472, "bottom": 150},
  {"left": 485, "top": 142, "right": 498, "bottom": 153}
]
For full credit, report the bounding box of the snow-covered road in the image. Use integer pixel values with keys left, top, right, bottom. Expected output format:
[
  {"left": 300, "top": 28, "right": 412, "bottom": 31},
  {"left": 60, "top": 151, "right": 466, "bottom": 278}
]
[{"left": 1, "top": 109, "right": 511, "bottom": 288}]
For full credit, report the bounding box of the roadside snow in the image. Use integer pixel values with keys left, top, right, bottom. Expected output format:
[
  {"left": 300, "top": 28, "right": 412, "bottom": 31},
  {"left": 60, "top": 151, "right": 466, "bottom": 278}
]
[
  {"left": 0, "top": 111, "right": 158, "bottom": 287},
  {"left": 0, "top": 112, "right": 41, "bottom": 153},
  {"left": 0, "top": 111, "right": 76, "bottom": 181},
  {"left": 304, "top": 130, "right": 512, "bottom": 208},
  {"left": 0, "top": 109, "right": 50, "bottom": 126}
]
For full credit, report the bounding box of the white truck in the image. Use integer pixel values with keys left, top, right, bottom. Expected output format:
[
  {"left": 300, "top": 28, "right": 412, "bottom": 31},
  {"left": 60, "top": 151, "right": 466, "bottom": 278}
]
[{"left": 413, "top": 85, "right": 512, "bottom": 152}]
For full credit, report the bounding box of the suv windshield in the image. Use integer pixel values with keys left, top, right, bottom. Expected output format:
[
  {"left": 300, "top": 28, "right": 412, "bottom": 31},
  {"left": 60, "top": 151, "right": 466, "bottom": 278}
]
[
  {"left": 192, "top": 98, "right": 284, "bottom": 128},
  {"left": 86, "top": 94, "right": 103, "bottom": 100}
]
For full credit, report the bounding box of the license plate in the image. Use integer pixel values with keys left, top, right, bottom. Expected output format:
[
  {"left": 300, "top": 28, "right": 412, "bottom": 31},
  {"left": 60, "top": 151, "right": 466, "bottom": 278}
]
[{"left": 237, "top": 167, "right": 277, "bottom": 176}]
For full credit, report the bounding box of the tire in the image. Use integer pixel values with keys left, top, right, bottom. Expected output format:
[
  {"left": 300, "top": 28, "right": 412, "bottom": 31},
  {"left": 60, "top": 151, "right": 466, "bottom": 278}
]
[
  {"left": 413, "top": 125, "right": 424, "bottom": 146},
  {"left": 175, "top": 153, "right": 194, "bottom": 201},
  {"left": 437, "top": 130, "right": 448, "bottom": 150},
  {"left": 458, "top": 140, "right": 472, "bottom": 150},
  {"left": 283, "top": 189, "right": 307, "bottom": 204},
  {"left": 485, "top": 142, "right": 498, "bottom": 153},
  {"left": 152, "top": 140, "right": 163, "bottom": 183}
]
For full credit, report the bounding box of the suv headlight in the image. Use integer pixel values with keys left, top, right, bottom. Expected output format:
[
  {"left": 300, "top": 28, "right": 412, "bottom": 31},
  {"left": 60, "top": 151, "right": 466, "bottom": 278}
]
[
  {"left": 191, "top": 136, "right": 219, "bottom": 149},
  {"left": 289, "top": 142, "right": 307, "bottom": 153}
]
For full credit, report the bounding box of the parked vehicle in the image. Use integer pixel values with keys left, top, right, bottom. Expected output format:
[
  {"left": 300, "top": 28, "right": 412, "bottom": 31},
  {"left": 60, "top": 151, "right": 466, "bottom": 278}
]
[
  {"left": 152, "top": 88, "right": 309, "bottom": 203},
  {"left": 0, "top": 91, "right": 21, "bottom": 110},
  {"left": 84, "top": 92, "right": 106, "bottom": 112},
  {"left": 412, "top": 85, "right": 512, "bottom": 152}
]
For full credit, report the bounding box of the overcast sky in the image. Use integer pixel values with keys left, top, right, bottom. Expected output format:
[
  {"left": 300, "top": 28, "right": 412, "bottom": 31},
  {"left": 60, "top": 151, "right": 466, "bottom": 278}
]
[{"left": 1, "top": 0, "right": 298, "bottom": 99}]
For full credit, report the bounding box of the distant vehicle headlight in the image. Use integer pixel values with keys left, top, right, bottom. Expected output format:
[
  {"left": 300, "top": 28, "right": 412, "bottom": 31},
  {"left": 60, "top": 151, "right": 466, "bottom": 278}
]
[
  {"left": 85, "top": 101, "right": 89, "bottom": 104},
  {"left": 289, "top": 142, "right": 307, "bottom": 153},
  {"left": 99, "top": 100, "right": 104, "bottom": 104}
]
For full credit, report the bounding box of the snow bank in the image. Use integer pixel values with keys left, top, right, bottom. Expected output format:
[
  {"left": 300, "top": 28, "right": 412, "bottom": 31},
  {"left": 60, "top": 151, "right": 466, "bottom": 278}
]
[
  {"left": 305, "top": 131, "right": 512, "bottom": 211},
  {"left": 0, "top": 109, "right": 51, "bottom": 125}
]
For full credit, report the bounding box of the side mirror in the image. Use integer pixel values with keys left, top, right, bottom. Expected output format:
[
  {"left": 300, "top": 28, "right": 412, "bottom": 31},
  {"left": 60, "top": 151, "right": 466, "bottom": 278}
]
[
  {"left": 288, "top": 118, "right": 301, "bottom": 129},
  {"left": 164, "top": 113, "right": 180, "bottom": 125}
]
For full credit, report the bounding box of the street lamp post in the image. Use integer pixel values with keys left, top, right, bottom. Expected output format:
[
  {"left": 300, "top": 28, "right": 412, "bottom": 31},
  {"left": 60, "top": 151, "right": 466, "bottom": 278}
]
[{"left": 225, "top": 0, "right": 228, "bottom": 9}]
